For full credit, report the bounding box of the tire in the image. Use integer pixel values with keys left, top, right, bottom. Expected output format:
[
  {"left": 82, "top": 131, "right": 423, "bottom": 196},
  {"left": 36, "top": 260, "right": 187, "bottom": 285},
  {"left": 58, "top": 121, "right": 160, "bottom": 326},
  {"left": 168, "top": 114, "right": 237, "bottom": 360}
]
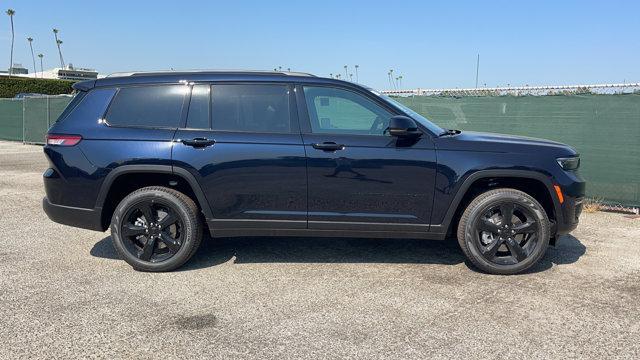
[
  {"left": 457, "top": 188, "right": 550, "bottom": 275},
  {"left": 110, "top": 186, "right": 203, "bottom": 272}
]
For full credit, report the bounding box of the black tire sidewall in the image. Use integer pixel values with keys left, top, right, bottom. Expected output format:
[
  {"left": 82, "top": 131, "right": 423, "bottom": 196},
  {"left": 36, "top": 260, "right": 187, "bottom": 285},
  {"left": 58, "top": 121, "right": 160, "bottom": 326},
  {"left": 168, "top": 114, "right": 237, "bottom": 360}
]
[
  {"left": 462, "top": 190, "right": 550, "bottom": 274},
  {"left": 110, "top": 188, "right": 200, "bottom": 271}
]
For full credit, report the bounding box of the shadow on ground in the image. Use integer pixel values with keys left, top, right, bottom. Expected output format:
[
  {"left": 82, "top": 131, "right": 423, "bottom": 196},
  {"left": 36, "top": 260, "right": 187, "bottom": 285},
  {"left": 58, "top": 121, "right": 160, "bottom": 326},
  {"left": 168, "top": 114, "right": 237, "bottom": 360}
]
[{"left": 90, "top": 234, "right": 586, "bottom": 273}]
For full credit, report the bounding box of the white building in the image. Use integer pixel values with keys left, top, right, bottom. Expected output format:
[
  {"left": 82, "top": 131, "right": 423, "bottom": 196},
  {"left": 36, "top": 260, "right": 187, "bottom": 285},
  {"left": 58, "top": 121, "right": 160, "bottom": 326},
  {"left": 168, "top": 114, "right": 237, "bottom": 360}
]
[
  {"left": 1, "top": 64, "right": 99, "bottom": 81},
  {"left": 33, "top": 64, "right": 99, "bottom": 81}
]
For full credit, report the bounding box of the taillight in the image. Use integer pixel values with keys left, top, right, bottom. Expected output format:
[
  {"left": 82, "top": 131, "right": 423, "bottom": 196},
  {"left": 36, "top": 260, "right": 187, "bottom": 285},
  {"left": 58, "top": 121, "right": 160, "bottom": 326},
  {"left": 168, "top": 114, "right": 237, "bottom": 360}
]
[{"left": 46, "top": 134, "right": 82, "bottom": 146}]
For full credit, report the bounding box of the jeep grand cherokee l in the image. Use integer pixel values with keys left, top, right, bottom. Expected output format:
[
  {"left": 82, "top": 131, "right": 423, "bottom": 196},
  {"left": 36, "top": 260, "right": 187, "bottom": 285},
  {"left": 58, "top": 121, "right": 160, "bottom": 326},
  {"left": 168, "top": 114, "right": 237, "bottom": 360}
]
[{"left": 42, "top": 71, "right": 585, "bottom": 274}]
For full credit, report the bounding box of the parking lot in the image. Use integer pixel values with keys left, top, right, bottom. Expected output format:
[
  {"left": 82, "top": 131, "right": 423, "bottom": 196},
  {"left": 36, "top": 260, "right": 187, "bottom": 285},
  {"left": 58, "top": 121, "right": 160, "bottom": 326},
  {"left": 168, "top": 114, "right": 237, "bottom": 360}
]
[{"left": 0, "top": 140, "right": 638, "bottom": 359}]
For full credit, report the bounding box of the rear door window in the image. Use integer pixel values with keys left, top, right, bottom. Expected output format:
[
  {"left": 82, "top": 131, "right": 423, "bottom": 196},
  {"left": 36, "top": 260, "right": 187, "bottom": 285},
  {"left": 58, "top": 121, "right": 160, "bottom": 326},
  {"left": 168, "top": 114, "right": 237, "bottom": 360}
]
[
  {"left": 105, "top": 85, "right": 187, "bottom": 128},
  {"left": 211, "top": 84, "right": 291, "bottom": 133}
]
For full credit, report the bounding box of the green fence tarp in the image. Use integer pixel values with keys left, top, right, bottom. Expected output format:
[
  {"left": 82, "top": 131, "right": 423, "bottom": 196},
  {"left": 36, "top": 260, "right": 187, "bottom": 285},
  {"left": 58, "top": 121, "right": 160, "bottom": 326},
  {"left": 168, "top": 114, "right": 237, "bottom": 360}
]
[
  {"left": 397, "top": 94, "right": 640, "bottom": 206},
  {"left": 0, "top": 99, "right": 23, "bottom": 141},
  {"left": 0, "top": 95, "right": 73, "bottom": 144},
  {"left": 48, "top": 96, "right": 72, "bottom": 125},
  {"left": 23, "top": 97, "right": 49, "bottom": 143}
]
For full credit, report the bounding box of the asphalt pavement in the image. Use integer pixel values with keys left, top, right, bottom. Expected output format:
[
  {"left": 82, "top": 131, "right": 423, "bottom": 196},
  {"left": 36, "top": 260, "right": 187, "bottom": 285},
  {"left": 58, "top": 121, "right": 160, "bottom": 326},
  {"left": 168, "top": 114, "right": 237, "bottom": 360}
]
[{"left": 1, "top": 140, "right": 638, "bottom": 359}]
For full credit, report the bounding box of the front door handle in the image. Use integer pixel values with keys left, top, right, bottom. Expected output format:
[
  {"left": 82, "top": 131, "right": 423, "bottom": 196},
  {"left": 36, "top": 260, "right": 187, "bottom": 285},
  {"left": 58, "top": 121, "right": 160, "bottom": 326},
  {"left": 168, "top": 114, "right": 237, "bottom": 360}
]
[
  {"left": 312, "top": 142, "right": 346, "bottom": 151},
  {"left": 181, "top": 137, "right": 216, "bottom": 148}
]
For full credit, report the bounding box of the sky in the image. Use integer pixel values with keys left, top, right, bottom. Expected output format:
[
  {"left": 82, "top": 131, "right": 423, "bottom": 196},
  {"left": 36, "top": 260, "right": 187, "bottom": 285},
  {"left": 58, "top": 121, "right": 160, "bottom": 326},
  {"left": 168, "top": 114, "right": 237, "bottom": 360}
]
[{"left": 1, "top": 0, "right": 639, "bottom": 89}]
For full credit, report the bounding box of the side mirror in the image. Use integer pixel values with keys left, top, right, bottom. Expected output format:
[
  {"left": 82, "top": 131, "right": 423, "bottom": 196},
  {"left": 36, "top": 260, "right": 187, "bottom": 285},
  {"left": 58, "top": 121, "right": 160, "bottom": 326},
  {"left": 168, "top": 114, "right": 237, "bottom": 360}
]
[{"left": 386, "top": 116, "right": 422, "bottom": 138}]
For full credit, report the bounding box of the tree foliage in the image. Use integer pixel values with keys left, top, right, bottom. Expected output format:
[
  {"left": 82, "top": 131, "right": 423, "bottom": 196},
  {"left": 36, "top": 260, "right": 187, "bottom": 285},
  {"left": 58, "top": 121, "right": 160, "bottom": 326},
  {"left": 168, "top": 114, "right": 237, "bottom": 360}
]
[{"left": 0, "top": 77, "right": 75, "bottom": 98}]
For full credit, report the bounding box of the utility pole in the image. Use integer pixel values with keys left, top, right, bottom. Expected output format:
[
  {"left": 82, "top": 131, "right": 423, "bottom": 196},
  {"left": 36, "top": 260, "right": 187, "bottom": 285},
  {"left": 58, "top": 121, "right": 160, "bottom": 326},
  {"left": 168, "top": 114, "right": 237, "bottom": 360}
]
[{"left": 475, "top": 54, "right": 480, "bottom": 88}]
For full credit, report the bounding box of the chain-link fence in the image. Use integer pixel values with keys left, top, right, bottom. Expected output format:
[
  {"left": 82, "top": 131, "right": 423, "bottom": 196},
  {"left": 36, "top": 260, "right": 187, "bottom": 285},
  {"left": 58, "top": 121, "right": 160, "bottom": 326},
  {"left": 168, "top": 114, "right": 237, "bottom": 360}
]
[{"left": 0, "top": 95, "right": 73, "bottom": 144}]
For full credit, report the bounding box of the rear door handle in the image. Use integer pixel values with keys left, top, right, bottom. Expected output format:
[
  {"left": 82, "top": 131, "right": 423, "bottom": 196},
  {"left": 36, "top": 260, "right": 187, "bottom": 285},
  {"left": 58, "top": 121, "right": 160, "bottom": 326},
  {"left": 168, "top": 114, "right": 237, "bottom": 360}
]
[
  {"left": 312, "top": 142, "right": 345, "bottom": 151},
  {"left": 181, "top": 137, "right": 216, "bottom": 148}
]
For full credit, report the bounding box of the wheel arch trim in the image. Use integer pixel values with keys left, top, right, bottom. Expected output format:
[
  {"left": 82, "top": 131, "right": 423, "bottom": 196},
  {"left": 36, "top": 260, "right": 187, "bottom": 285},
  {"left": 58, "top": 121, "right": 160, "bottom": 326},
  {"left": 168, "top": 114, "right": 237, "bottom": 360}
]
[
  {"left": 95, "top": 164, "right": 214, "bottom": 221},
  {"left": 431, "top": 169, "right": 561, "bottom": 235}
]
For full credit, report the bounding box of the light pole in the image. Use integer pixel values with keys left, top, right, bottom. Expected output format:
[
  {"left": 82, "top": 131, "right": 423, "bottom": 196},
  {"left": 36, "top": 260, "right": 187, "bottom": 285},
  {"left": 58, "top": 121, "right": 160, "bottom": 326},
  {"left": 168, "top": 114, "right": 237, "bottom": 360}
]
[
  {"left": 38, "top": 54, "right": 44, "bottom": 78},
  {"left": 475, "top": 54, "right": 480, "bottom": 88}
]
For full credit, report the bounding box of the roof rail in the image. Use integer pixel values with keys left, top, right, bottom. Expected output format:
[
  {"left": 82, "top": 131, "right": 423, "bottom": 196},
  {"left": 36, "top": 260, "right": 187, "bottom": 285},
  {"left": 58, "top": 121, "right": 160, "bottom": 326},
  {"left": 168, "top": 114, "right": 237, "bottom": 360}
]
[{"left": 105, "top": 69, "right": 316, "bottom": 78}]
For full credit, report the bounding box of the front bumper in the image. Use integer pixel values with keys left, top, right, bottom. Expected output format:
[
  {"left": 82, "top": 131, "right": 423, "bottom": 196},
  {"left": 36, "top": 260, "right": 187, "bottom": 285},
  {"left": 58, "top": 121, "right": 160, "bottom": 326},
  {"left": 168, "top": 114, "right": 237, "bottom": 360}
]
[
  {"left": 556, "top": 195, "right": 584, "bottom": 235},
  {"left": 42, "top": 197, "right": 104, "bottom": 231}
]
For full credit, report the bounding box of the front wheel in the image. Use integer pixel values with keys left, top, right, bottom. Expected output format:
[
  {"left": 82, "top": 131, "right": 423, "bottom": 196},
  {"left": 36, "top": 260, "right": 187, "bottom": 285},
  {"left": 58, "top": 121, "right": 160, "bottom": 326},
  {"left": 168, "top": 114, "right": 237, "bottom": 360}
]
[
  {"left": 110, "top": 186, "right": 203, "bottom": 272},
  {"left": 457, "top": 188, "right": 550, "bottom": 275}
]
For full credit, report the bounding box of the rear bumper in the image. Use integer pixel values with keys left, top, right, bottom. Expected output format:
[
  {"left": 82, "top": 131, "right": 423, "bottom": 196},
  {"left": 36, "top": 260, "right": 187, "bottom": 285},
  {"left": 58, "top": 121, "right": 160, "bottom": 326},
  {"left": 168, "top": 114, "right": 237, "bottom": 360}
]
[{"left": 42, "top": 197, "right": 104, "bottom": 231}]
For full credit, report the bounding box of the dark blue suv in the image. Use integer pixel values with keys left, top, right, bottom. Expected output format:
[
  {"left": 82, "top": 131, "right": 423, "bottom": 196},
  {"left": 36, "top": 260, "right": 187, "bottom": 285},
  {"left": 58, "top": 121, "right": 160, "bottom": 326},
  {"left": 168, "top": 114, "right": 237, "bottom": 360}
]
[{"left": 42, "top": 71, "right": 585, "bottom": 274}]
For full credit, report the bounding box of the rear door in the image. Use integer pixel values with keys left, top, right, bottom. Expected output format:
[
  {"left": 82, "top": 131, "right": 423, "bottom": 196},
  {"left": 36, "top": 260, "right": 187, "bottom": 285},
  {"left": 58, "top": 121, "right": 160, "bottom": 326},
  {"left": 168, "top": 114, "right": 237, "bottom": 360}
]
[{"left": 172, "top": 83, "right": 307, "bottom": 230}]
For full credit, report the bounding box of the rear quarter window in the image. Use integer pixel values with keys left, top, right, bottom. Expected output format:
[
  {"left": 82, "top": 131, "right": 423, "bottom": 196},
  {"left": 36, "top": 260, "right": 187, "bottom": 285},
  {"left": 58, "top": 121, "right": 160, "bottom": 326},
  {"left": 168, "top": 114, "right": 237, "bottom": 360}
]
[
  {"left": 49, "top": 88, "right": 117, "bottom": 131},
  {"left": 55, "top": 91, "right": 87, "bottom": 123},
  {"left": 105, "top": 85, "right": 188, "bottom": 128}
]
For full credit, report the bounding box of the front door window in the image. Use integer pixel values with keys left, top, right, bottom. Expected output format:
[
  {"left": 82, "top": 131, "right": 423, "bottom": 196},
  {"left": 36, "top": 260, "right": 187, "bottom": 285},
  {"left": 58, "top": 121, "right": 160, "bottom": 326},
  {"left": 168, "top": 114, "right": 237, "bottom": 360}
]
[{"left": 302, "top": 86, "right": 393, "bottom": 136}]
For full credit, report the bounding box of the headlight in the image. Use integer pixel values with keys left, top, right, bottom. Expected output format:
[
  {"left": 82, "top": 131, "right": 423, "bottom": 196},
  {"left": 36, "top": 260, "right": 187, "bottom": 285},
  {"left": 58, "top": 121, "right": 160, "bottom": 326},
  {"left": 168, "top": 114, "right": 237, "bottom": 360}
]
[{"left": 557, "top": 156, "right": 580, "bottom": 170}]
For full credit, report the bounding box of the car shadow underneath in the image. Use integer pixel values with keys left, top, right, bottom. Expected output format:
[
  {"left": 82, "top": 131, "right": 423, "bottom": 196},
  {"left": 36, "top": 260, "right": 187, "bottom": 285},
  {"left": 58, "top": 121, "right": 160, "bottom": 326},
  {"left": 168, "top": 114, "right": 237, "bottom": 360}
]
[{"left": 90, "top": 234, "right": 585, "bottom": 274}]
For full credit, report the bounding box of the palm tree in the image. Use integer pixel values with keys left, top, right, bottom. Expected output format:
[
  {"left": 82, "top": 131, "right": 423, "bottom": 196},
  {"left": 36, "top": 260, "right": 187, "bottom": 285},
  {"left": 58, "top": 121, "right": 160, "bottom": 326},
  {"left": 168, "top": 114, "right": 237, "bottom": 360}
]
[
  {"left": 38, "top": 54, "right": 44, "bottom": 78},
  {"left": 349, "top": 73, "right": 353, "bottom": 82},
  {"left": 56, "top": 40, "right": 65, "bottom": 68},
  {"left": 6, "top": 9, "right": 15, "bottom": 77},
  {"left": 53, "top": 28, "right": 65, "bottom": 68},
  {"left": 354, "top": 64, "right": 359, "bottom": 83},
  {"left": 27, "top": 37, "right": 37, "bottom": 76},
  {"left": 343, "top": 65, "right": 348, "bottom": 78},
  {"left": 398, "top": 75, "right": 403, "bottom": 89},
  {"left": 329, "top": 73, "right": 333, "bottom": 79}
]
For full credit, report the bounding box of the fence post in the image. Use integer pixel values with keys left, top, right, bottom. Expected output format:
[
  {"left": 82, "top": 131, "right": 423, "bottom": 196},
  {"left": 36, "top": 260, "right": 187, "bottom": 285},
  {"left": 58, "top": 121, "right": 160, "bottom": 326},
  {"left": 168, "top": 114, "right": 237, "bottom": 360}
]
[
  {"left": 22, "top": 98, "right": 25, "bottom": 144},
  {"left": 47, "top": 96, "right": 51, "bottom": 128}
]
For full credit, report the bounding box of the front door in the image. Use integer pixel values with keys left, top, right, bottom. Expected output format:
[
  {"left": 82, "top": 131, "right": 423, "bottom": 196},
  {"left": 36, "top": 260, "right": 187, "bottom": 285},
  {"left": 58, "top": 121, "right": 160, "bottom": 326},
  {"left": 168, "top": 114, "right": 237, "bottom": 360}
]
[
  {"left": 298, "top": 85, "right": 437, "bottom": 232},
  {"left": 173, "top": 83, "right": 307, "bottom": 230}
]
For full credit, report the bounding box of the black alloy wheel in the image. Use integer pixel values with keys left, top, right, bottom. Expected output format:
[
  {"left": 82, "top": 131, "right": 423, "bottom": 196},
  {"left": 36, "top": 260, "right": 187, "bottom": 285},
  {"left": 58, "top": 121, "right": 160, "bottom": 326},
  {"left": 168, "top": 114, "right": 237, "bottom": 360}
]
[
  {"left": 110, "top": 186, "right": 203, "bottom": 272},
  {"left": 457, "top": 188, "right": 551, "bottom": 275},
  {"left": 474, "top": 202, "right": 540, "bottom": 265},
  {"left": 121, "top": 200, "right": 184, "bottom": 263}
]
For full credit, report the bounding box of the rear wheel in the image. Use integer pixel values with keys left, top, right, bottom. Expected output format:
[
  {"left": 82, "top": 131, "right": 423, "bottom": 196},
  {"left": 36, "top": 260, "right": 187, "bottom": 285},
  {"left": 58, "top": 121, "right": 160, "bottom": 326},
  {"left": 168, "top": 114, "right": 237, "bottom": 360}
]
[
  {"left": 457, "top": 188, "right": 550, "bottom": 275},
  {"left": 110, "top": 186, "right": 202, "bottom": 272}
]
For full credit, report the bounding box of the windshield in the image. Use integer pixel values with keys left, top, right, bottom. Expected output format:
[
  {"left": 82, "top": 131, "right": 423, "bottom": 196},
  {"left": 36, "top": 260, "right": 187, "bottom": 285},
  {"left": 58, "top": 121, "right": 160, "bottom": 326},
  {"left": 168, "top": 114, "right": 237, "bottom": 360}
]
[{"left": 371, "top": 90, "right": 446, "bottom": 135}]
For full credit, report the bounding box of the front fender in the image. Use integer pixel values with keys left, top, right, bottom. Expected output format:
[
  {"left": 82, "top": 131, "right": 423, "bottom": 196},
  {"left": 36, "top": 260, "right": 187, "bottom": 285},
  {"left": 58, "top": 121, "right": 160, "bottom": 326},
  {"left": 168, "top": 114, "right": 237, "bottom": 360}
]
[{"left": 429, "top": 169, "right": 561, "bottom": 237}]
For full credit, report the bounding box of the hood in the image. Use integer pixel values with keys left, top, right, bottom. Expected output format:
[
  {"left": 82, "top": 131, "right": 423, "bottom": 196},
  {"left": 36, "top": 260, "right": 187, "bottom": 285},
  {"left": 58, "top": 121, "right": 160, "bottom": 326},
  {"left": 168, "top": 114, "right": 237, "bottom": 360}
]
[{"left": 436, "top": 130, "right": 578, "bottom": 157}]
